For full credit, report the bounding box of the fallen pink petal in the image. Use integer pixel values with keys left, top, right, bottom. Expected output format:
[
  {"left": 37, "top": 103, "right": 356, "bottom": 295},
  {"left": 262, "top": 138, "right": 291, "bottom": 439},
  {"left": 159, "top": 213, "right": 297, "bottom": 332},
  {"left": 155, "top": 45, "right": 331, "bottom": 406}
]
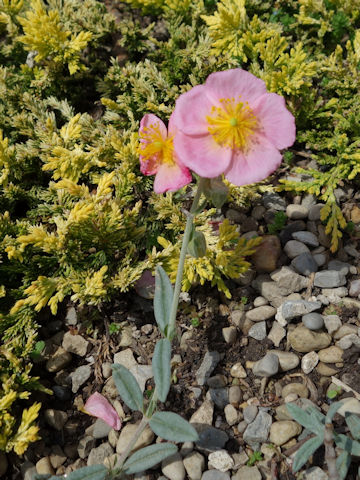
[
  {"left": 84, "top": 392, "right": 121, "bottom": 430},
  {"left": 172, "top": 68, "right": 296, "bottom": 186},
  {"left": 138, "top": 113, "right": 192, "bottom": 193}
]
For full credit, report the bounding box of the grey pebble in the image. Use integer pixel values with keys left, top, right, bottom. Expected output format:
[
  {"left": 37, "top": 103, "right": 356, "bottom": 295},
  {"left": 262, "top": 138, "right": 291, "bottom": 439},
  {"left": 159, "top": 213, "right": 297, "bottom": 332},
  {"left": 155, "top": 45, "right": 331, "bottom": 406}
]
[
  {"left": 243, "top": 405, "right": 258, "bottom": 424},
  {"left": 284, "top": 240, "right": 310, "bottom": 259},
  {"left": 201, "top": 471, "right": 230, "bottom": 480},
  {"left": 243, "top": 410, "right": 272, "bottom": 447},
  {"left": 262, "top": 192, "right": 286, "bottom": 211},
  {"left": 291, "top": 252, "right": 318, "bottom": 275},
  {"left": 277, "top": 300, "right": 322, "bottom": 323},
  {"left": 252, "top": 353, "right": 279, "bottom": 377},
  {"left": 314, "top": 270, "right": 346, "bottom": 288},
  {"left": 70, "top": 365, "right": 91, "bottom": 393},
  {"left": 291, "top": 231, "right": 319, "bottom": 247},
  {"left": 207, "top": 388, "right": 229, "bottom": 409},
  {"left": 308, "top": 204, "right": 325, "bottom": 221},
  {"left": 302, "top": 312, "right": 324, "bottom": 330},
  {"left": 195, "top": 426, "right": 229, "bottom": 452},
  {"left": 286, "top": 204, "right": 309, "bottom": 220},
  {"left": 196, "top": 352, "right": 221, "bottom": 386},
  {"left": 248, "top": 322, "right": 267, "bottom": 341},
  {"left": 328, "top": 260, "right": 350, "bottom": 276}
]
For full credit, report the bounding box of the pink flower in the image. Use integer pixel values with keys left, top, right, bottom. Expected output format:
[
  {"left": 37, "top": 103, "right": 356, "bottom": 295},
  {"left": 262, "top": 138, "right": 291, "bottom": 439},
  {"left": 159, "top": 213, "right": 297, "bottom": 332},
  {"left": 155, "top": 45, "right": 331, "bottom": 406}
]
[
  {"left": 138, "top": 113, "right": 192, "bottom": 193},
  {"left": 172, "top": 69, "right": 296, "bottom": 186},
  {"left": 84, "top": 392, "right": 121, "bottom": 430}
]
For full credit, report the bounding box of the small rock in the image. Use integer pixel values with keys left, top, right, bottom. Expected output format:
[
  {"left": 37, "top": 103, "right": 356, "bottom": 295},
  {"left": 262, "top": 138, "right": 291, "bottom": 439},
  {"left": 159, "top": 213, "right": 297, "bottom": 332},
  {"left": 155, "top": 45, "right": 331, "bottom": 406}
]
[
  {"left": 248, "top": 322, "right": 266, "bottom": 341},
  {"left": 349, "top": 279, "right": 360, "bottom": 297},
  {"left": 284, "top": 240, "right": 310, "bottom": 259},
  {"left": 279, "top": 220, "right": 306, "bottom": 244},
  {"left": 183, "top": 452, "right": 205, "bottom": 480},
  {"left": 190, "top": 399, "right": 214, "bottom": 425},
  {"left": 286, "top": 204, "right": 309, "bottom": 220},
  {"left": 336, "top": 334, "right": 360, "bottom": 350},
  {"left": 62, "top": 331, "right": 89, "bottom": 356},
  {"left": 291, "top": 231, "right": 319, "bottom": 247},
  {"left": 36, "top": 457, "right": 54, "bottom": 475},
  {"left": 316, "top": 362, "right": 339, "bottom": 376},
  {"left": 230, "top": 310, "right": 245, "bottom": 328},
  {"left": 207, "top": 375, "right": 227, "bottom": 388},
  {"left": 65, "top": 307, "right": 77, "bottom": 325},
  {"left": 245, "top": 306, "right": 276, "bottom": 322},
  {"left": 196, "top": 351, "right": 221, "bottom": 386},
  {"left": 302, "top": 312, "right": 324, "bottom": 330},
  {"left": 337, "top": 398, "right": 360, "bottom": 416},
  {"left": 243, "top": 410, "right": 272, "bottom": 447},
  {"left": 229, "top": 386, "right": 242, "bottom": 404},
  {"left": 252, "top": 353, "right": 279, "bottom": 377},
  {"left": 46, "top": 347, "right": 72, "bottom": 373},
  {"left": 269, "top": 421, "right": 302, "bottom": 446},
  {"left": 230, "top": 363, "right": 247, "bottom": 379},
  {"left": 313, "top": 253, "right": 327, "bottom": 267},
  {"left": 208, "top": 450, "right": 234, "bottom": 472},
  {"left": 243, "top": 405, "right": 258, "bottom": 424},
  {"left": 267, "top": 322, "right": 286, "bottom": 347},
  {"left": 277, "top": 300, "right": 321, "bottom": 323},
  {"left": 324, "top": 315, "right": 342, "bottom": 335},
  {"left": 314, "top": 270, "right": 346, "bottom": 288},
  {"left": 44, "top": 409, "right": 68, "bottom": 430},
  {"left": 308, "top": 204, "right": 325, "bottom": 221},
  {"left": 93, "top": 418, "right": 112, "bottom": 439},
  {"left": 87, "top": 443, "right": 114, "bottom": 466},
  {"left": 70, "top": 364, "right": 91, "bottom": 393},
  {"left": 289, "top": 325, "right": 332, "bottom": 352},
  {"left": 113, "top": 348, "right": 137, "bottom": 370},
  {"left": 301, "top": 351, "right": 319, "bottom": 374},
  {"left": 318, "top": 346, "right": 343, "bottom": 363},
  {"left": 201, "top": 471, "right": 230, "bottom": 480},
  {"left": 251, "top": 235, "right": 281, "bottom": 273},
  {"left": 224, "top": 404, "right": 238, "bottom": 426},
  {"left": 102, "top": 362, "right": 112, "bottom": 379},
  {"left": 232, "top": 465, "right": 262, "bottom": 480},
  {"left": 222, "top": 326, "right": 237, "bottom": 344},
  {"left": 270, "top": 266, "right": 308, "bottom": 292},
  {"left": 49, "top": 445, "right": 66, "bottom": 469},
  {"left": 282, "top": 383, "right": 309, "bottom": 398},
  {"left": 328, "top": 260, "right": 350, "bottom": 276},
  {"left": 252, "top": 205, "right": 266, "bottom": 220},
  {"left": 263, "top": 192, "right": 286, "bottom": 211},
  {"left": 268, "top": 350, "right": 299, "bottom": 371},
  {"left": 207, "top": 388, "right": 229, "bottom": 409},
  {"left": 161, "top": 452, "right": 185, "bottom": 480},
  {"left": 116, "top": 422, "right": 154, "bottom": 454},
  {"left": 303, "top": 467, "right": 329, "bottom": 479},
  {"left": 253, "top": 296, "right": 268, "bottom": 307},
  {"left": 195, "top": 426, "right": 229, "bottom": 451},
  {"left": 333, "top": 324, "right": 358, "bottom": 340},
  {"left": 78, "top": 436, "right": 96, "bottom": 459},
  {"left": 291, "top": 253, "right": 318, "bottom": 275}
]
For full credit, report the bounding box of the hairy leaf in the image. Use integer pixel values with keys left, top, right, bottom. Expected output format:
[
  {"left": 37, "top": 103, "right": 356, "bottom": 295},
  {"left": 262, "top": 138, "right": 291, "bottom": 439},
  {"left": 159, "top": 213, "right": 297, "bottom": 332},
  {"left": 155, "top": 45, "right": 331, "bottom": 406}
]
[
  {"left": 336, "top": 450, "right": 351, "bottom": 480},
  {"left": 286, "top": 403, "right": 323, "bottom": 435},
  {"left": 149, "top": 411, "right": 199, "bottom": 442},
  {"left": 152, "top": 339, "right": 171, "bottom": 402},
  {"left": 293, "top": 435, "right": 324, "bottom": 472},
  {"left": 124, "top": 443, "right": 177, "bottom": 474},
  {"left": 111, "top": 364, "right": 143, "bottom": 412},
  {"left": 345, "top": 412, "right": 360, "bottom": 440},
  {"left": 154, "top": 266, "right": 173, "bottom": 334}
]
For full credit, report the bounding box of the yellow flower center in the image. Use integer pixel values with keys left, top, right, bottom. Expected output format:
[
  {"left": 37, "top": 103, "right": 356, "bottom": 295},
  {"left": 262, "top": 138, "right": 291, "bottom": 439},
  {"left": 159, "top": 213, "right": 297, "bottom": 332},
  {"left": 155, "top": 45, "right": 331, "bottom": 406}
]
[
  {"left": 139, "top": 123, "right": 174, "bottom": 165},
  {"left": 207, "top": 97, "right": 258, "bottom": 151}
]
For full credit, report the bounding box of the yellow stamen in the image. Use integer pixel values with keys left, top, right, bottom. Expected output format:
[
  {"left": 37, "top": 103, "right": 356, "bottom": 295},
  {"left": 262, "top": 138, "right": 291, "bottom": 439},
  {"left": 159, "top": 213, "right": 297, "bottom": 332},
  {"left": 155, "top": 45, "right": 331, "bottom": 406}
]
[
  {"left": 207, "top": 97, "right": 258, "bottom": 151},
  {"left": 139, "top": 123, "right": 174, "bottom": 165}
]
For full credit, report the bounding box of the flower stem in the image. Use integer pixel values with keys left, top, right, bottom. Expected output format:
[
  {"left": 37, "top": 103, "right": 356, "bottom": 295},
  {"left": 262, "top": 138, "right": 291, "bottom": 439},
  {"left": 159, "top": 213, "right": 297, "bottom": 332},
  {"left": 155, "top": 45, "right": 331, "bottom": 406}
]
[
  {"left": 114, "top": 416, "right": 149, "bottom": 473},
  {"left": 167, "top": 177, "right": 205, "bottom": 339}
]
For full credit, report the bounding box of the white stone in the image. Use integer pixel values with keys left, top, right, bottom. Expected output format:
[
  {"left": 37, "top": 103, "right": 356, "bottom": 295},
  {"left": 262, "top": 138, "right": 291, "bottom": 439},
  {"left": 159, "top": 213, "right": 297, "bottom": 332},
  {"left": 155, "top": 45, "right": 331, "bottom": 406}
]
[
  {"left": 301, "top": 351, "right": 319, "bottom": 374},
  {"left": 208, "top": 450, "right": 234, "bottom": 472},
  {"left": 161, "top": 452, "right": 185, "bottom": 480}
]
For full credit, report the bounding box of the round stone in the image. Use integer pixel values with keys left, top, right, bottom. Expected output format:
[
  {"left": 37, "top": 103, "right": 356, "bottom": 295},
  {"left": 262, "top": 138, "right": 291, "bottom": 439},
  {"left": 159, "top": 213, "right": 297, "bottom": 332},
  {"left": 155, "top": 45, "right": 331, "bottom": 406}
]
[
  {"left": 268, "top": 350, "right": 299, "bottom": 371},
  {"left": 183, "top": 452, "right": 205, "bottom": 480},
  {"left": 291, "top": 231, "right": 319, "bottom": 247},
  {"left": 318, "top": 346, "right": 344, "bottom": 363},
  {"left": 289, "top": 325, "right": 331, "bottom": 353},
  {"left": 245, "top": 306, "right": 276, "bottom": 322},
  {"left": 286, "top": 204, "right": 309, "bottom": 220},
  {"left": 161, "top": 452, "right": 186, "bottom": 480},
  {"left": 269, "top": 421, "right": 302, "bottom": 446},
  {"left": 230, "top": 363, "right": 247, "bottom": 379},
  {"left": 252, "top": 353, "right": 279, "bottom": 377},
  {"left": 302, "top": 313, "right": 324, "bottom": 330},
  {"left": 284, "top": 240, "right": 310, "bottom": 259},
  {"left": 282, "top": 383, "right": 309, "bottom": 399},
  {"left": 301, "top": 351, "right": 319, "bottom": 374},
  {"left": 291, "top": 252, "right": 318, "bottom": 276}
]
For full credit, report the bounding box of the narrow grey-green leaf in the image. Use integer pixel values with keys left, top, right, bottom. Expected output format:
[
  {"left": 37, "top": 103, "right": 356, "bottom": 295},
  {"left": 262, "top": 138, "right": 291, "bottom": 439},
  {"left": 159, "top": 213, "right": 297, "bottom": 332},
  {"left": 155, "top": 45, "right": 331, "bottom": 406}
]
[
  {"left": 345, "top": 412, "right": 360, "bottom": 440},
  {"left": 154, "top": 266, "right": 173, "bottom": 334},
  {"left": 111, "top": 364, "right": 143, "bottom": 412},
  {"left": 286, "top": 403, "right": 323, "bottom": 435},
  {"left": 149, "top": 411, "right": 199, "bottom": 442},
  {"left": 65, "top": 465, "right": 108, "bottom": 480},
  {"left": 124, "top": 443, "right": 177, "bottom": 474},
  {"left": 293, "top": 435, "right": 324, "bottom": 472},
  {"left": 152, "top": 339, "right": 171, "bottom": 402},
  {"left": 335, "top": 433, "right": 360, "bottom": 456},
  {"left": 325, "top": 401, "right": 342, "bottom": 423},
  {"left": 336, "top": 450, "right": 351, "bottom": 480},
  {"left": 309, "top": 407, "right": 325, "bottom": 427}
]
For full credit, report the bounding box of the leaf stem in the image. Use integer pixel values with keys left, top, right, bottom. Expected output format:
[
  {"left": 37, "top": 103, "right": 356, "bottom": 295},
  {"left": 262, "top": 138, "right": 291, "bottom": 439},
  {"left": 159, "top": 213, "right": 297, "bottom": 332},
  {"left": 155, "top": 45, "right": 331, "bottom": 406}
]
[
  {"left": 167, "top": 177, "right": 205, "bottom": 339},
  {"left": 114, "top": 416, "right": 149, "bottom": 474}
]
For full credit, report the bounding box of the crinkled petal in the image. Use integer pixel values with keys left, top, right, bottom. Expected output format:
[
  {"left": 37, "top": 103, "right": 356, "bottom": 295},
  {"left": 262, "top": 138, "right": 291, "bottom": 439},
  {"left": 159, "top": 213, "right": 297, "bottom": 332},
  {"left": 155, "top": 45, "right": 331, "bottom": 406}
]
[
  {"left": 174, "top": 131, "right": 232, "bottom": 178},
  {"left": 154, "top": 161, "right": 192, "bottom": 193},
  {"left": 140, "top": 154, "right": 160, "bottom": 176},
  {"left": 171, "top": 85, "right": 213, "bottom": 137},
  {"left": 84, "top": 392, "right": 121, "bottom": 430},
  {"left": 205, "top": 69, "right": 267, "bottom": 105},
  {"left": 224, "top": 134, "right": 282, "bottom": 186},
  {"left": 139, "top": 114, "right": 168, "bottom": 175},
  {"left": 252, "top": 93, "right": 296, "bottom": 149},
  {"left": 140, "top": 113, "right": 167, "bottom": 138}
]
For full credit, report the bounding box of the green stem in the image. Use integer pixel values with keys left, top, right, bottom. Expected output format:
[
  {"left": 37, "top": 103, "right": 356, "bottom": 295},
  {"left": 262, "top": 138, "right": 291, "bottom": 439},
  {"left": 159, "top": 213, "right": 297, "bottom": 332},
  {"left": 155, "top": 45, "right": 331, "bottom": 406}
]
[
  {"left": 167, "top": 177, "right": 205, "bottom": 339},
  {"left": 114, "top": 416, "right": 149, "bottom": 473}
]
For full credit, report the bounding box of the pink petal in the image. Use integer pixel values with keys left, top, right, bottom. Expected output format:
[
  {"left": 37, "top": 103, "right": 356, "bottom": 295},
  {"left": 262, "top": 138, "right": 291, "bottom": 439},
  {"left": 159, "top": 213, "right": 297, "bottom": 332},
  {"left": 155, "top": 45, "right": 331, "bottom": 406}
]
[
  {"left": 205, "top": 69, "right": 267, "bottom": 105},
  {"left": 154, "top": 161, "right": 192, "bottom": 193},
  {"left": 139, "top": 114, "right": 168, "bottom": 175},
  {"left": 174, "top": 131, "right": 232, "bottom": 178},
  {"left": 252, "top": 93, "right": 296, "bottom": 149},
  {"left": 224, "top": 134, "right": 282, "bottom": 186},
  {"left": 171, "top": 85, "right": 213, "bottom": 137},
  {"left": 84, "top": 392, "right": 121, "bottom": 430},
  {"left": 140, "top": 114, "right": 167, "bottom": 138}
]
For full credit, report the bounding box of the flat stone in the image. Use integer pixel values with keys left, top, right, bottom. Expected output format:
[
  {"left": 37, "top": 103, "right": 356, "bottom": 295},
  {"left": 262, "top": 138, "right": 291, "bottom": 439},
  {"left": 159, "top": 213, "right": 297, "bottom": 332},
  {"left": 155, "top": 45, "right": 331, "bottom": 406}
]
[
  {"left": 129, "top": 364, "right": 153, "bottom": 393},
  {"left": 314, "top": 271, "right": 346, "bottom": 288},
  {"left": 113, "top": 348, "right": 137, "bottom": 370},
  {"left": 161, "top": 452, "right": 185, "bottom": 480},
  {"left": 251, "top": 235, "right": 281, "bottom": 273},
  {"left": 291, "top": 231, "right": 319, "bottom": 247},
  {"left": 318, "top": 346, "right": 344, "bottom": 363},
  {"left": 313, "top": 253, "right": 327, "bottom": 267},
  {"left": 270, "top": 266, "right": 308, "bottom": 293},
  {"left": 70, "top": 365, "right": 91, "bottom": 393},
  {"left": 302, "top": 312, "right": 324, "bottom": 330},
  {"left": 208, "top": 450, "right": 234, "bottom": 472},
  {"left": 289, "top": 325, "right": 332, "bottom": 352},
  {"left": 267, "top": 322, "right": 286, "bottom": 347},
  {"left": 245, "top": 306, "right": 276, "bottom": 322},
  {"left": 316, "top": 362, "right": 339, "bottom": 376},
  {"left": 44, "top": 409, "right": 68, "bottom": 430},
  {"left": 93, "top": 418, "right": 112, "bottom": 439},
  {"left": 284, "top": 240, "right": 310, "bottom": 259},
  {"left": 252, "top": 353, "right": 279, "bottom": 377},
  {"left": 224, "top": 404, "right": 238, "bottom": 426},
  {"left": 303, "top": 466, "right": 328, "bottom": 480},
  {"left": 262, "top": 192, "right": 286, "bottom": 211},
  {"left": 291, "top": 253, "right": 318, "bottom": 275},
  {"left": 232, "top": 466, "right": 262, "bottom": 480},
  {"left": 116, "top": 422, "right": 154, "bottom": 454},
  {"left": 183, "top": 452, "right": 205, "bottom": 480},
  {"left": 327, "top": 260, "right": 350, "bottom": 276},
  {"left": 324, "top": 315, "right": 342, "bottom": 335},
  {"left": 201, "top": 471, "right": 230, "bottom": 480},
  {"left": 222, "top": 326, "right": 237, "bottom": 344},
  {"left": 308, "top": 204, "right": 325, "bottom": 221},
  {"left": 269, "top": 421, "right": 302, "bottom": 446},
  {"left": 282, "top": 383, "right": 309, "bottom": 398},
  {"left": 243, "top": 410, "right": 272, "bottom": 447},
  {"left": 190, "top": 399, "right": 214, "bottom": 425},
  {"left": 36, "top": 457, "right": 54, "bottom": 475},
  {"left": 277, "top": 300, "right": 321, "bottom": 323},
  {"left": 268, "top": 350, "right": 299, "bottom": 371},
  {"left": 196, "top": 351, "right": 221, "bottom": 386},
  {"left": 243, "top": 405, "right": 258, "bottom": 424},
  {"left": 252, "top": 275, "right": 285, "bottom": 307},
  {"left": 195, "top": 426, "right": 229, "bottom": 452},
  {"left": 349, "top": 279, "right": 360, "bottom": 297},
  {"left": 286, "top": 204, "right": 309, "bottom": 220},
  {"left": 62, "top": 331, "right": 89, "bottom": 356},
  {"left": 87, "top": 442, "right": 113, "bottom": 466},
  {"left": 301, "top": 351, "right": 319, "bottom": 374},
  {"left": 248, "top": 322, "right": 266, "bottom": 341},
  {"left": 46, "top": 347, "right": 72, "bottom": 373}
]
